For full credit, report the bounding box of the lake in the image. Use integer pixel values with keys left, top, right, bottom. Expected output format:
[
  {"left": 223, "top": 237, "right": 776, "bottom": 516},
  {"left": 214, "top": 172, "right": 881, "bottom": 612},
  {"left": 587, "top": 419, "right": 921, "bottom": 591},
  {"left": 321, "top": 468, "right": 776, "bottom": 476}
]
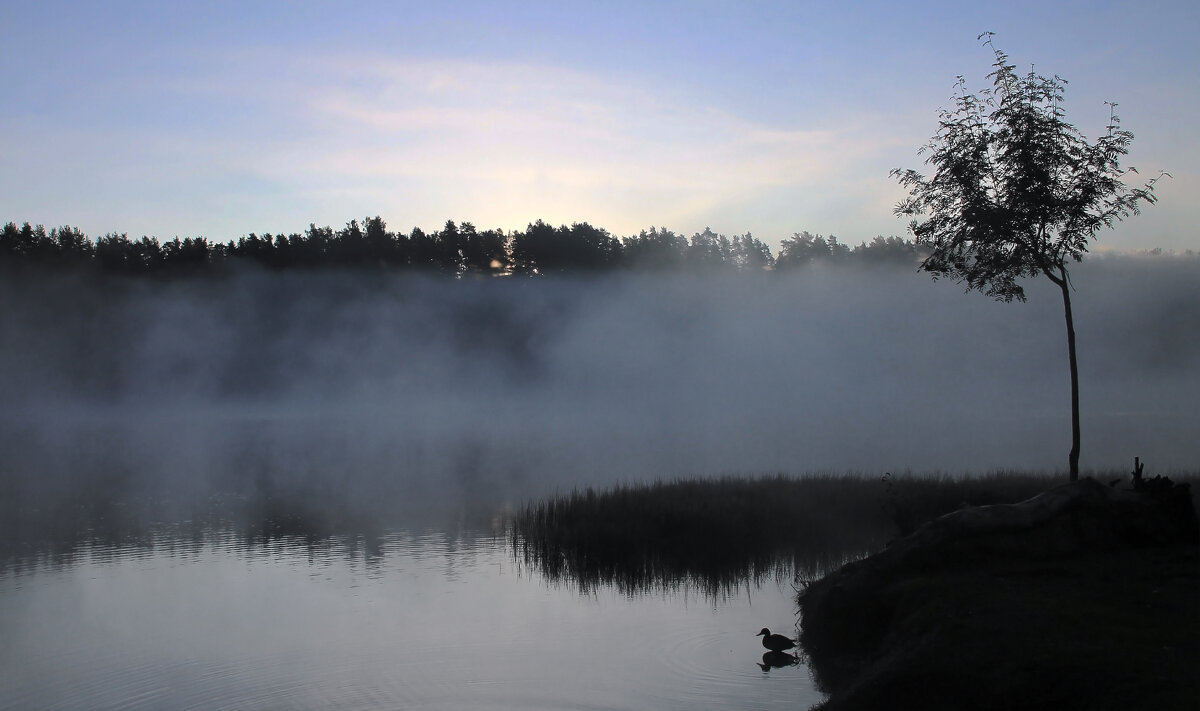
[
  {"left": 1, "top": 504, "right": 824, "bottom": 710},
  {"left": 3, "top": 259, "right": 1197, "bottom": 708}
]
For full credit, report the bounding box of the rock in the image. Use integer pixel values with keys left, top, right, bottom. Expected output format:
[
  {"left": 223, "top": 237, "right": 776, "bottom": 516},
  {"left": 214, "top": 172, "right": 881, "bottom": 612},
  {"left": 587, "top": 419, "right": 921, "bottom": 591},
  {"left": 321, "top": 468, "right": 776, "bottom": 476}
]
[{"left": 798, "top": 477, "right": 1199, "bottom": 709}]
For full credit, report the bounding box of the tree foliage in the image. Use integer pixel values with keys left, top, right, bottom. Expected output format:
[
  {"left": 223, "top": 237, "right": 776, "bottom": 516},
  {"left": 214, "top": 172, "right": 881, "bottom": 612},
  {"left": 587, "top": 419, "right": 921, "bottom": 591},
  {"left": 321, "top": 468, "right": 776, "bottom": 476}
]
[
  {"left": 892, "top": 33, "right": 1166, "bottom": 301},
  {"left": 2, "top": 216, "right": 936, "bottom": 277}
]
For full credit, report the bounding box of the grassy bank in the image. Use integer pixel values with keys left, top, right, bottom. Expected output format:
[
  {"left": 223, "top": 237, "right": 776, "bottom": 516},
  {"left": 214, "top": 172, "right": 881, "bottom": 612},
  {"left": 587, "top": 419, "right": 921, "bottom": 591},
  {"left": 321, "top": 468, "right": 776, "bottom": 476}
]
[
  {"left": 797, "top": 542, "right": 1199, "bottom": 711},
  {"left": 796, "top": 475, "right": 1199, "bottom": 711}
]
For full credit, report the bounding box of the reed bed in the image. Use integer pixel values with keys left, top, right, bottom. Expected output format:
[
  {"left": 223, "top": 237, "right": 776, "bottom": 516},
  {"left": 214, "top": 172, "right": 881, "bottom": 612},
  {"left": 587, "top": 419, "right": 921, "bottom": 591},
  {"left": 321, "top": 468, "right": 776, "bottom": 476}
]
[
  {"left": 508, "top": 470, "right": 1190, "bottom": 596},
  {"left": 511, "top": 474, "right": 891, "bottom": 596}
]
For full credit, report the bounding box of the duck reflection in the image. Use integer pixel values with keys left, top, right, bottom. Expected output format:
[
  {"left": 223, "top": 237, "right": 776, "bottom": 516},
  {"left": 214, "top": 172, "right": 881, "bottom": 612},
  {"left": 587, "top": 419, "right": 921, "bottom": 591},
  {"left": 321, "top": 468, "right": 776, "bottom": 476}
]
[{"left": 758, "top": 650, "right": 800, "bottom": 671}]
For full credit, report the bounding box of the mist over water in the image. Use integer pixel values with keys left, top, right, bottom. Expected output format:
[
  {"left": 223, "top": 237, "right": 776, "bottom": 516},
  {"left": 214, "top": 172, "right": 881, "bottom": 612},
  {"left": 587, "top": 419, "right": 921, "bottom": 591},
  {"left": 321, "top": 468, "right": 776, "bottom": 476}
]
[
  {"left": 2, "top": 256, "right": 1197, "bottom": 519},
  {"left": 1, "top": 254, "right": 1196, "bottom": 709}
]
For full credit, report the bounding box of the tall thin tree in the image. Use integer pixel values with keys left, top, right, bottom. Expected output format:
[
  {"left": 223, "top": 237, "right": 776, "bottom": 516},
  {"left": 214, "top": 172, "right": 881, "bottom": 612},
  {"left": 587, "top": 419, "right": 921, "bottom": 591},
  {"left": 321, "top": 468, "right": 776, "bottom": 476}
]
[{"left": 892, "top": 34, "right": 1167, "bottom": 480}]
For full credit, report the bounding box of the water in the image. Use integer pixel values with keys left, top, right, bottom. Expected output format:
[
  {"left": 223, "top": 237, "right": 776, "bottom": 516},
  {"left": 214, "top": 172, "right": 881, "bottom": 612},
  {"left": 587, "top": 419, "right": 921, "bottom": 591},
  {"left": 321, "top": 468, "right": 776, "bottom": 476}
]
[
  {"left": 5, "top": 260, "right": 1194, "bottom": 708},
  {"left": 0, "top": 517, "right": 823, "bottom": 710}
]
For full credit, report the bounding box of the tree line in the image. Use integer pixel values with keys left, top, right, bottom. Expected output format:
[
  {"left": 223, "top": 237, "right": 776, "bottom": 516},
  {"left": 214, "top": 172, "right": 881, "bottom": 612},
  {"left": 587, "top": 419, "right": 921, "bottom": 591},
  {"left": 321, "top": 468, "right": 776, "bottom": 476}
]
[{"left": 0, "top": 218, "right": 926, "bottom": 276}]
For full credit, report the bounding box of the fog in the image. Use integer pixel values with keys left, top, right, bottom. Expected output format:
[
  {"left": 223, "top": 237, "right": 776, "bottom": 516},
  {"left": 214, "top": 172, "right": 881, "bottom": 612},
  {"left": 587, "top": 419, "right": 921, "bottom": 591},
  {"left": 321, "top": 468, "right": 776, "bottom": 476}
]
[{"left": 2, "top": 256, "right": 1197, "bottom": 519}]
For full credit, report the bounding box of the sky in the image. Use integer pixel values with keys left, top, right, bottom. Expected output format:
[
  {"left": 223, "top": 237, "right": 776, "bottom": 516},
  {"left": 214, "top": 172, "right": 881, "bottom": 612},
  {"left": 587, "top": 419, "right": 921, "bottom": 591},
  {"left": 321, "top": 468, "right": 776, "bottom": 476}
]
[{"left": 3, "top": 0, "right": 1197, "bottom": 252}]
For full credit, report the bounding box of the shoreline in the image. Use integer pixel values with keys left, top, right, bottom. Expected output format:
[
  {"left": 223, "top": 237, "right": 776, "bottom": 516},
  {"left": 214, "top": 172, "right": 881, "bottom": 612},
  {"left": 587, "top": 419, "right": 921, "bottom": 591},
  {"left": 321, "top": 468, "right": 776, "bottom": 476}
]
[{"left": 797, "top": 479, "right": 1199, "bottom": 710}]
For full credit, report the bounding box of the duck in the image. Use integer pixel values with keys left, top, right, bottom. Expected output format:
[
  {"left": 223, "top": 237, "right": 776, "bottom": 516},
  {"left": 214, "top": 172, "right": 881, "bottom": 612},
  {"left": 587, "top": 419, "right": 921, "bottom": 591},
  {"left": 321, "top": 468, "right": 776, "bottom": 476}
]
[{"left": 756, "top": 627, "right": 796, "bottom": 653}]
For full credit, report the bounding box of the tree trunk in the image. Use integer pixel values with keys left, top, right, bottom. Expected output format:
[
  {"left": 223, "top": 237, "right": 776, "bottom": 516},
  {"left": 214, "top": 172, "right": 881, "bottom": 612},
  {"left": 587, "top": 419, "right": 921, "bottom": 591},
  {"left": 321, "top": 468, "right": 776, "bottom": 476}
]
[{"left": 1058, "top": 273, "right": 1081, "bottom": 481}]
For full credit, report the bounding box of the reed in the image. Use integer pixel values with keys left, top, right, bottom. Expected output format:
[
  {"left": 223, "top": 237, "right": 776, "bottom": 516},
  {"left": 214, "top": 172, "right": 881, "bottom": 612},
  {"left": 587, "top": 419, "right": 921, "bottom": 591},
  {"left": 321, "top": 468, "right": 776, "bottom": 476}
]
[
  {"left": 511, "top": 474, "right": 889, "bottom": 595},
  {"left": 508, "top": 470, "right": 1190, "bottom": 596}
]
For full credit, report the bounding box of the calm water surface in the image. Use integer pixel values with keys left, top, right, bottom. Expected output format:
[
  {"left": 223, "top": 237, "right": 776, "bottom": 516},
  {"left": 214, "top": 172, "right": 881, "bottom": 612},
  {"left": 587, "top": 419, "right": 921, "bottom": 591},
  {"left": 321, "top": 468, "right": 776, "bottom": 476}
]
[{"left": 1, "top": 519, "right": 822, "bottom": 710}]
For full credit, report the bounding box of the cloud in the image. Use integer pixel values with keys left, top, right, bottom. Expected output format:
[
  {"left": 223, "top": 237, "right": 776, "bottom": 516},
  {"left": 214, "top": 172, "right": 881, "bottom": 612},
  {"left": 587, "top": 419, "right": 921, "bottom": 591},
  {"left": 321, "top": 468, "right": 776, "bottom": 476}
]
[{"left": 178, "top": 51, "right": 889, "bottom": 236}]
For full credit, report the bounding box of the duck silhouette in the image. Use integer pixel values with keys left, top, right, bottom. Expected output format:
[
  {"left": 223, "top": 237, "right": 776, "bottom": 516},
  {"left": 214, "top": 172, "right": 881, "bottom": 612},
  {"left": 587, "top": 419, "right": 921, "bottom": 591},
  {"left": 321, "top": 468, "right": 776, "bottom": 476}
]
[{"left": 756, "top": 627, "right": 796, "bottom": 653}]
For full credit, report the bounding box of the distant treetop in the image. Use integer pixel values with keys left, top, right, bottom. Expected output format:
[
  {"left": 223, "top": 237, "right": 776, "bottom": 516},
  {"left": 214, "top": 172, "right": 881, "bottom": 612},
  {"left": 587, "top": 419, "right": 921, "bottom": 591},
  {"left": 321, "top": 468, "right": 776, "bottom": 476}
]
[{"left": 1, "top": 217, "right": 927, "bottom": 277}]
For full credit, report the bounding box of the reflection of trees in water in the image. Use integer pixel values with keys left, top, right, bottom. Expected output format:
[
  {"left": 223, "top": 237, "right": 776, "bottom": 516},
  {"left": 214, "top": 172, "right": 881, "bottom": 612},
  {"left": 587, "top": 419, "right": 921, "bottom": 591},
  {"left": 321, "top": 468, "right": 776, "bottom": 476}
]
[
  {"left": 507, "top": 476, "right": 897, "bottom": 599},
  {"left": 0, "top": 472, "right": 501, "bottom": 575},
  {"left": 0, "top": 498, "right": 357, "bottom": 576}
]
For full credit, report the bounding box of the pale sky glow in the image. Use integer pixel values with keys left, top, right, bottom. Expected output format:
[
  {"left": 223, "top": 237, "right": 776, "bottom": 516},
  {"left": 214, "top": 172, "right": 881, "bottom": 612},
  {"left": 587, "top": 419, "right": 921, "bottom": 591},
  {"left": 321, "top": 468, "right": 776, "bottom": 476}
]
[{"left": 3, "top": 0, "right": 1197, "bottom": 250}]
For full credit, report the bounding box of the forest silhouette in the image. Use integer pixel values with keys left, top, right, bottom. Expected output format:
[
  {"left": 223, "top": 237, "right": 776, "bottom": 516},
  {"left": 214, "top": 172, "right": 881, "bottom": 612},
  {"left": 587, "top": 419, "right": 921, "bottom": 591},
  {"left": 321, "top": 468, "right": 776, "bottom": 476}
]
[{"left": 1, "top": 218, "right": 926, "bottom": 276}]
